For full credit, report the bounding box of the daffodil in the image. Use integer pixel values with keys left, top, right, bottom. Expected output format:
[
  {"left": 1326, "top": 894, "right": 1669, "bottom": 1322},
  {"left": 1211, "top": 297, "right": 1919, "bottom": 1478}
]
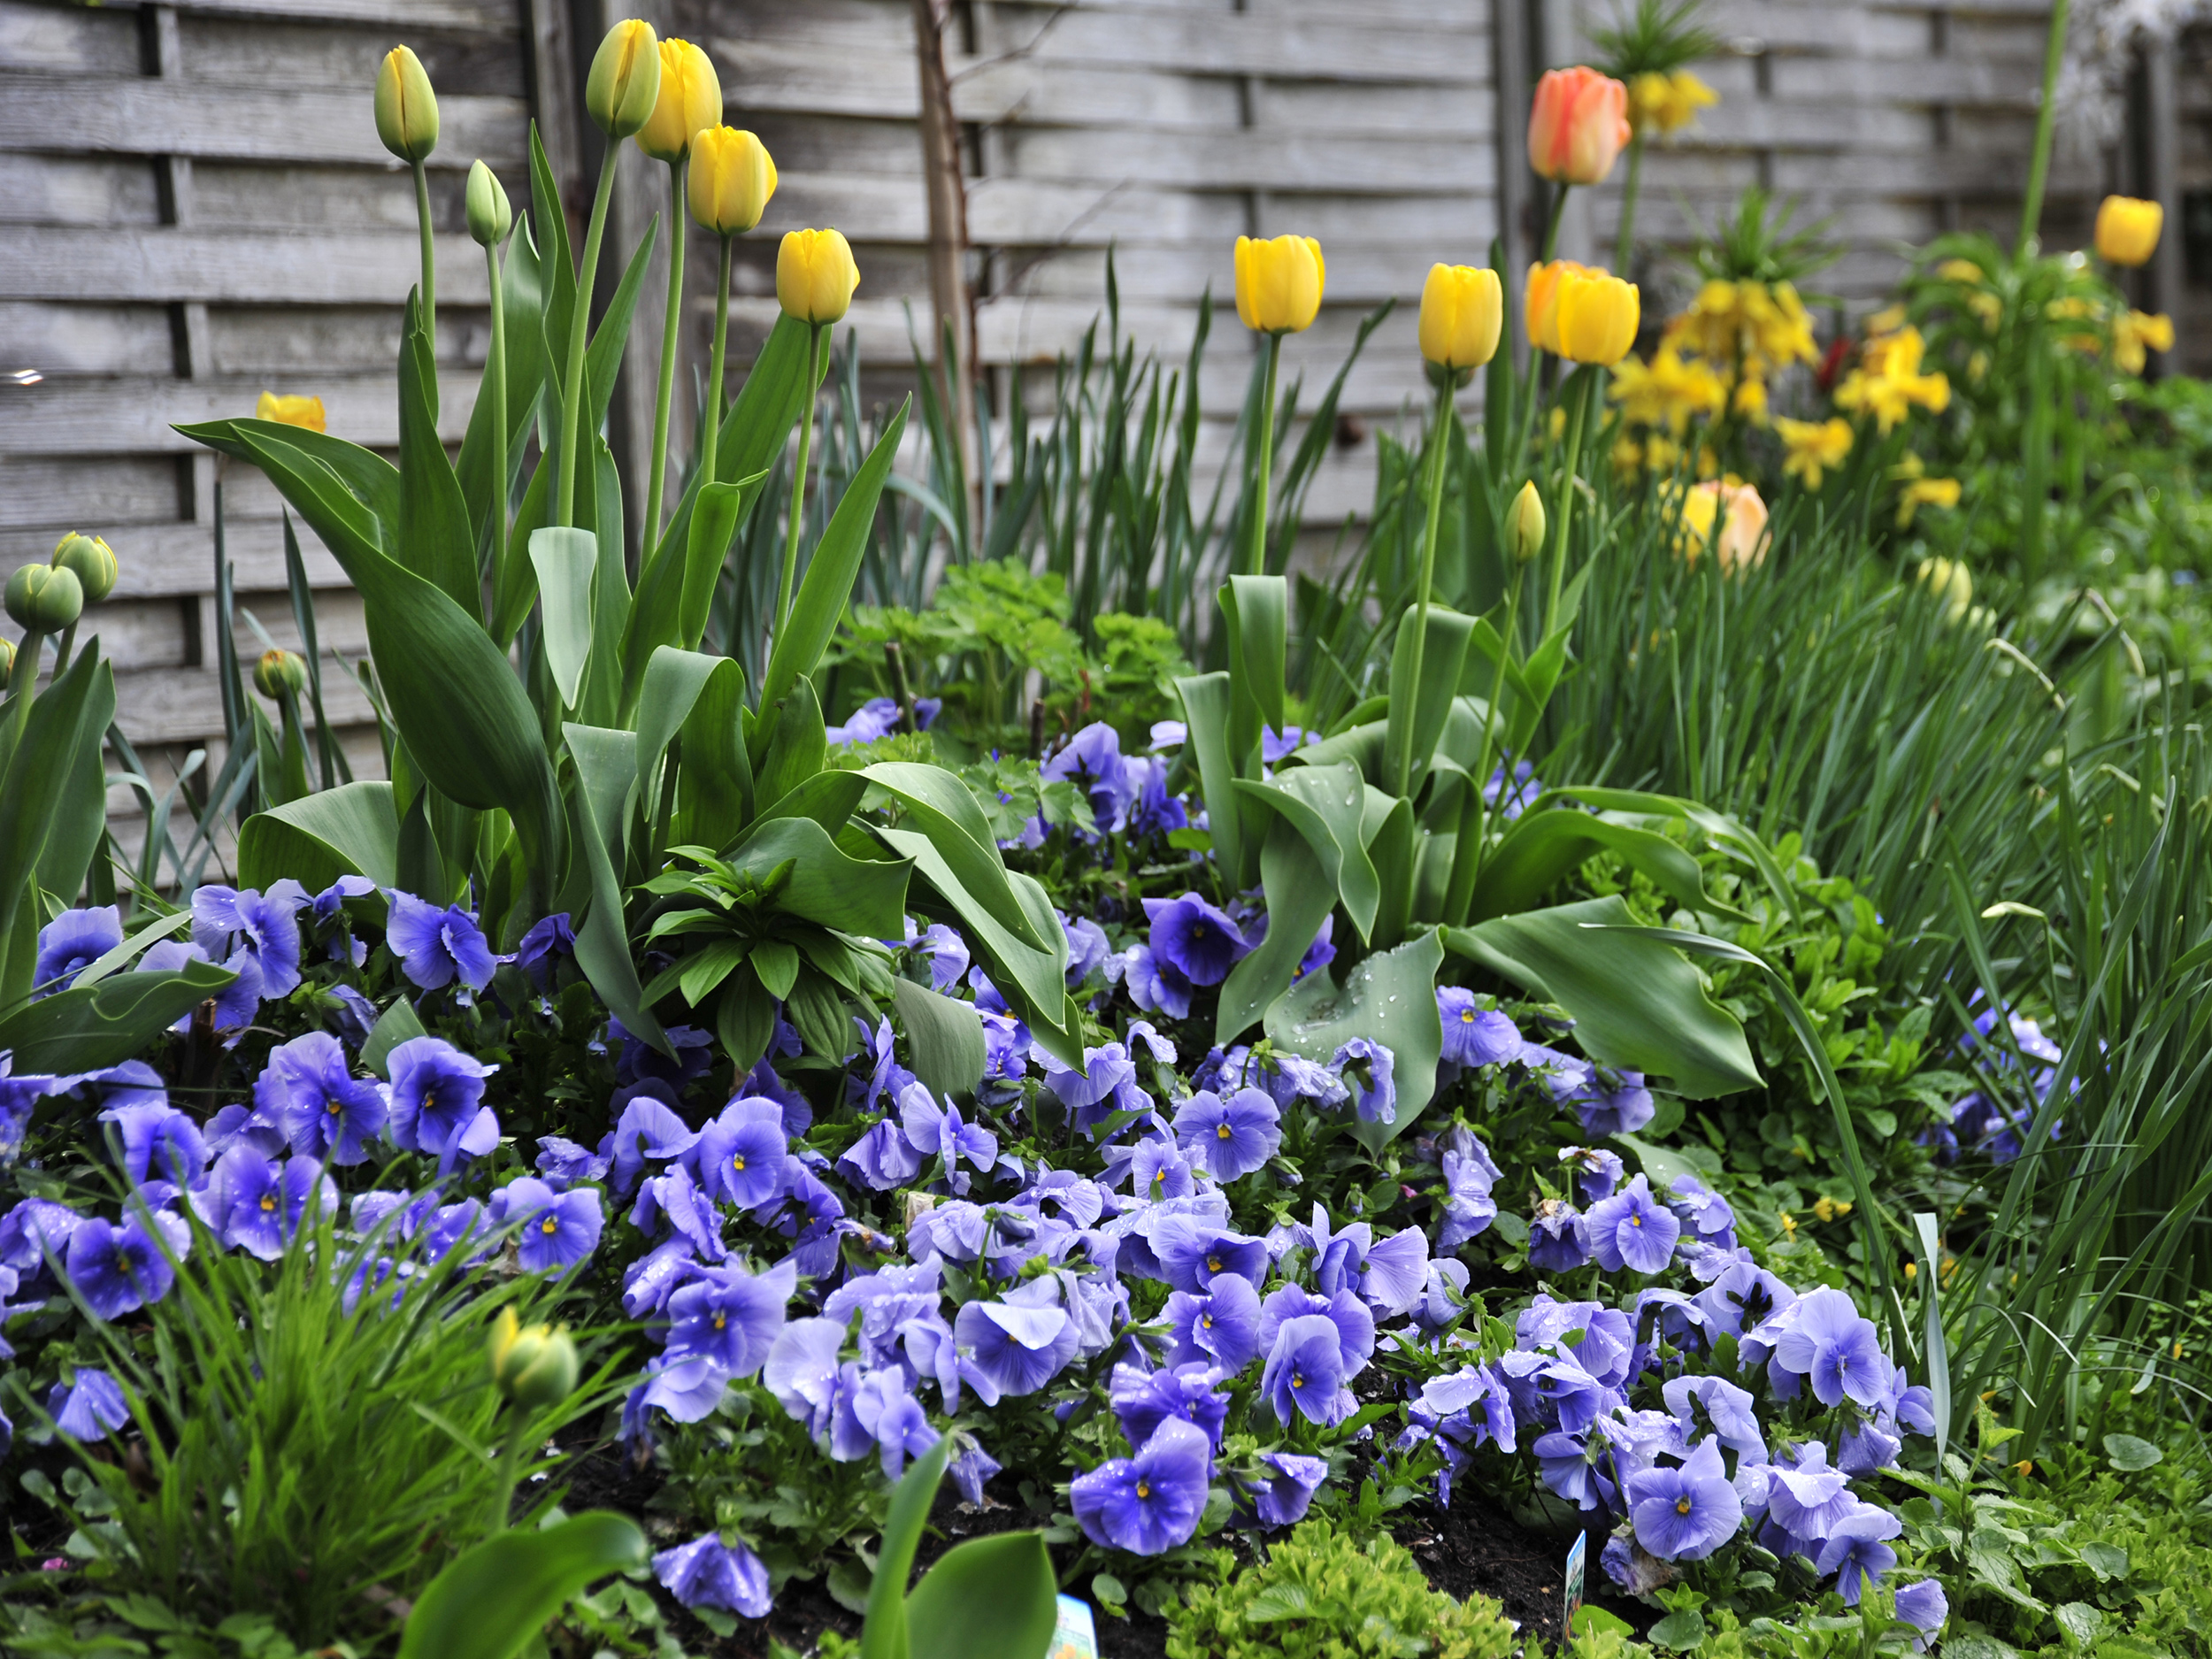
[
  {"left": 1776, "top": 417, "right": 1853, "bottom": 490},
  {"left": 1834, "top": 326, "right": 1950, "bottom": 434}
]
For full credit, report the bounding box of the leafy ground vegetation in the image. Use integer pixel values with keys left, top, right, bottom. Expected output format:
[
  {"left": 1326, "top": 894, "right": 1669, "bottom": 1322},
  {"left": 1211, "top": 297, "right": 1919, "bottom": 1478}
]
[{"left": 3, "top": 7, "right": 2211, "bottom": 1659}]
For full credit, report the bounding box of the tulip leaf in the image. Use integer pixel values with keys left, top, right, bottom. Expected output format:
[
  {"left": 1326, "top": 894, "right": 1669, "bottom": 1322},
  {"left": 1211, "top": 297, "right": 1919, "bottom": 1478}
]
[
  {"left": 754, "top": 676, "right": 829, "bottom": 804},
  {"left": 906, "top": 1532, "right": 1060, "bottom": 1659},
  {"left": 859, "top": 764, "right": 1055, "bottom": 955},
  {"left": 1217, "top": 813, "right": 1333, "bottom": 1045},
  {"left": 34, "top": 656, "right": 115, "bottom": 911},
  {"left": 564, "top": 723, "right": 666, "bottom": 1055},
  {"left": 228, "top": 428, "right": 390, "bottom": 578},
  {"left": 757, "top": 769, "right": 870, "bottom": 841},
  {"left": 1265, "top": 928, "right": 1447, "bottom": 1151},
  {"left": 586, "top": 221, "right": 657, "bottom": 439},
  {"left": 1233, "top": 760, "right": 1377, "bottom": 943},
  {"left": 0, "top": 959, "right": 237, "bottom": 1076},
  {"left": 634, "top": 649, "right": 752, "bottom": 849},
  {"left": 1443, "top": 896, "right": 1761, "bottom": 1099},
  {"left": 396, "top": 1510, "right": 648, "bottom": 1659},
  {"left": 1175, "top": 672, "right": 1247, "bottom": 888},
  {"left": 1363, "top": 790, "right": 1417, "bottom": 951},
  {"left": 861, "top": 1437, "right": 955, "bottom": 1659},
  {"left": 624, "top": 475, "right": 761, "bottom": 707},
  {"left": 180, "top": 419, "right": 398, "bottom": 549},
  {"left": 456, "top": 217, "right": 548, "bottom": 546},
  {"left": 400, "top": 303, "right": 481, "bottom": 619},
  {"left": 1226, "top": 572, "right": 1287, "bottom": 742},
  {"left": 528, "top": 122, "right": 578, "bottom": 399},
  {"left": 577, "top": 438, "right": 634, "bottom": 728},
  {"left": 728, "top": 815, "right": 910, "bottom": 940},
  {"left": 237, "top": 781, "right": 402, "bottom": 898},
  {"left": 529, "top": 528, "right": 598, "bottom": 710},
  {"left": 360, "top": 996, "right": 429, "bottom": 1080},
  {"left": 758, "top": 397, "right": 911, "bottom": 717},
  {"left": 1477, "top": 801, "right": 1747, "bottom": 924},
  {"left": 892, "top": 977, "right": 987, "bottom": 1102},
  {"left": 0, "top": 647, "right": 105, "bottom": 1003},
  {"left": 1384, "top": 603, "right": 1475, "bottom": 798}
]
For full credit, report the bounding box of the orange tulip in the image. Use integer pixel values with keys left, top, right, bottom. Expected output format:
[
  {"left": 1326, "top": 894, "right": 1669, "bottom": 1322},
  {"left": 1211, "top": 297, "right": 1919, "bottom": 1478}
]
[{"left": 1528, "top": 66, "right": 1632, "bottom": 186}]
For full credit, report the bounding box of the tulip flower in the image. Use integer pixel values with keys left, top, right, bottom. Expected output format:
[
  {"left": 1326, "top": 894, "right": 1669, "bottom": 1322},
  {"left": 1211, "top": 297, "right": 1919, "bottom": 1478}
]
[
  {"left": 1509, "top": 480, "right": 1548, "bottom": 564},
  {"left": 585, "top": 19, "right": 661, "bottom": 140},
  {"left": 1529, "top": 66, "right": 1632, "bottom": 186},
  {"left": 465, "top": 161, "right": 511, "bottom": 248},
  {"left": 50, "top": 533, "right": 116, "bottom": 604},
  {"left": 689, "top": 127, "right": 777, "bottom": 237},
  {"left": 2093, "top": 195, "right": 2162, "bottom": 267},
  {"left": 489, "top": 1307, "right": 581, "bottom": 1409},
  {"left": 771, "top": 229, "right": 858, "bottom": 641},
  {"left": 1552, "top": 268, "right": 1640, "bottom": 365},
  {"left": 1674, "top": 479, "right": 1769, "bottom": 575},
  {"left": 1418, "top": 264, "right": 1503, "bottom": 374},
  {"left": 375, "top": 46, "right": 442, "bottom": 354},
  {"left": 256, "top": 392, "right": 325, "bottom": 432},
  {"left": 636, "top": 41, "right": 725, "bottom": 545},
  {"left": 253, "top": 649, "right": 308, "bottom": 699},
  {"left": 7, "top": 563, "right": 81, "bottom": 634},
  {"left": 1231, "top": 234, "right": 1325, "bottom": 577}
]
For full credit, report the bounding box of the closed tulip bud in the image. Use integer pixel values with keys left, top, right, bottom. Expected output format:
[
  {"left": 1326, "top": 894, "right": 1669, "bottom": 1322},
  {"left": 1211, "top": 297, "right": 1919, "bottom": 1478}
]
[
  {"left": 2093, "top": 196, "right": 2162, "bottom": 267},
  {"left": 0, "top": 637, "right": 12, "bottom": 691},
  {"left": 688, "top": 127, "right": 777, "bottom": 235},
  {"left": 586, "top": 19, "right": 662, "bottom": 140},
  {"left": 1233, "top": 234, "right": 1326, "bottom": 335},
  {"left": 6, "top": 563, "right": 83, "bottom": 633},
  {"left": 253, "top": 648, "right": 308, "bottom": 698},
  {"left": 1553, "top": 268, "right": 1640, "bottom": 365},
  {"left": 50, "top": 533, "right": 116, "bottom": 603},
  {"left": 1528, "top": 66, "right": 1632, "bottom": 186},
  {"left": 373, "top": 45, "right": 439, "bottom": 163},
  {"left": 488, "top": 1307, "right": 580, "bottom": 1409},
  {"left": 776, "top": 228, "right": 860, "bottom": 325},
  {"left": 637, "top": 37, "right": 722, "bottom": 163},
  {"left": 465, "top": 161, "right": 511, "bottom": 247},
  {"left": 1917, "top": 556, "right": 1973, "bottom": 623},
  {"left": 1509, "top": 480, "right": 1548, "bottom": 563},
  {"left": 256, "top": 392, "right": 326, "bottom": 432},
  {"left": 1419, "top": 263, "right": 1503, "bottom": 373}
]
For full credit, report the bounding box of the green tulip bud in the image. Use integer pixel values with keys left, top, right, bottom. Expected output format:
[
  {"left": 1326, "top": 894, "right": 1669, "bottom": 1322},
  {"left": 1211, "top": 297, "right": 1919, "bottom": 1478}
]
[
  {"left": 375, "top": 45, "right": 440, "bottom": 163},
  {"left": 6, "top": 563, "right": 83, "bottom": 633},
  {"left": 254, "top": 649, "right": 309, "bottom": 699},
  {"left": 1509, "top": 480, "right": 1548, "bottom": 565},
  {"left": 465, "top": 160, "right": 511, "bottom": 248},
  {"left": 585, "top": 19, "right": 662, "bottom": 140},
  {"left": 0, "top": 638, "right": 14, "bottom": 692},
  {"left": 50, "top": 533, "right": 117, "bottom": 603},
  {"left": 488, "top": 1307, "right": 580, "bottom": 1410}
]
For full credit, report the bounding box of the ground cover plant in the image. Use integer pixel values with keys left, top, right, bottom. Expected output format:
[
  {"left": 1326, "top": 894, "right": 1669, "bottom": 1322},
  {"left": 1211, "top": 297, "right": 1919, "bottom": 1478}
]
[{"left": 4, "top": 8, "right": 2212, "bottom": 1659}]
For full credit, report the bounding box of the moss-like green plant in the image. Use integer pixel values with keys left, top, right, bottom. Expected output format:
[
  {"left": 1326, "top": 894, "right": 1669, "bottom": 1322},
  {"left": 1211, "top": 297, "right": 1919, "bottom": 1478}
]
[{"left": 1165, "top": 1519, "right": 1514, "bottom": 1659}]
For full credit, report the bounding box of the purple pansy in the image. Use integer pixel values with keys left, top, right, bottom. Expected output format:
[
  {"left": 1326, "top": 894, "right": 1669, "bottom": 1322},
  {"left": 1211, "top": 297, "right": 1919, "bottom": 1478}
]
[
  {"left": 1262, "top": 1312, "right": 1350, "bottom": 1426},
  {"left": 35, "top": 906, "right": 122, "bottom": 995},
  {"left": 653, "top": 1534, "right": 773, "bottom": 1617},
  {"left": 1437, "top": 987, "right": 1522, "bottom": 1067},
  {"left": 954, "top": 1294, "right": 1079, "bottom": 1399},
  {"left": 494, "top": 1178, "right": 604, "bottom": 1273},
  {"left": 1070, "top": 1417, "right": 1212, "bottom": 1555},
  {"left": 254, "top": 1032, "right": 388, "bottom": 1165},
  {"left": 192, "top": 884, "right": 303, "bottom": 997},
  {"left": 1817, "top": 1503, "right": 1904, "bottom": 1603},
  {"left": 664, "top": 1257, "right": 796, "bottom": 1376},
  {"left": 515, "top": 912, "right": 576, "bottom": 990},
  {"left": 1585, "top": 1174, "right": 1682, "bottom": 1274},
  {"left": 64, "top": 1210, "right": 188, "bottom": 1320},
  {"left": 1329, "top": 1039, "right": 1396, "bottom": 1125},
  {"left": 1626, "top": 1437, "right": 1744, "bottom": 1561},
  {"left": 1110, "top": 1360, "right": 1229, "bottom": 1451},
  {"left": 48, "top": 1369, "right": 129, "bottom": 1441},
  {"left": 1251, "top": 1450, "right": 1329, "bottom": 1526},
  {"left": 384, "top": 1035, "right": 499, "bottom": 1172},
  {"left": 1165, "top": 1273, "right": 1265, "bottom": 1372},
  {"left": 1142, "top": 893, "right": 1250, "bottom": 987},
  {"left": 1773, "top": 1286, "right": 1891, "bottom": 1409},
  {"left": 383, "top": 890, "right": 502, "bottom": 992},
  {"left": 1171, "top": 1087, "right": 1280, "bottom": 1182}
]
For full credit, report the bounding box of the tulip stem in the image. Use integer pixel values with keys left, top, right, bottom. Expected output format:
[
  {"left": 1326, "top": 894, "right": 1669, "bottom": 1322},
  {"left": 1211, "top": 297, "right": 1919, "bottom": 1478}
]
[
  {"left": 7, "top": 630, "right": 42, "bottom": 750},
  {"left": 2019, "top": 0, "right": 2070, "bottom": 258},
  {"left": 411, "top": 159, "right": 436, "bottom": 359},
  {"left": 1540, "top": 182, "right": 1571, "bottom": 264},
  {"left": 1394, "top": 375, "right": 1457, "bottom": 798},
  {"left": 50, "top": 622, "right": 77, "bottom": 680},
  {"left": 488, "top": 1413, "right": 531, "bottom": 1536},
  {"left": 1450, "top": 561, "right": 1525, "bottom": 921},
  {"left": 556, "top": 146, "right": 620, "bottom": 532},
  {"left": 704, "top": 234, "right": 733, "bottom": 490},
  {"left": 644, "top": 157, "right": 687, "bottom": 552},
  {"left": 485, "top": 239, "right": 509, "bottom": 576},
  {"left": 1545, "top": 366, "right": 1593, "bottom": 634},
  {"left": 1245, "top": 332, "right": 1283, "bottom": 577},
  {"left": 1614, "top": 138, "right": 1645, "bottom": 274},
  {"left": 776, "top": 322, "right": 827, "bottom": 640}
]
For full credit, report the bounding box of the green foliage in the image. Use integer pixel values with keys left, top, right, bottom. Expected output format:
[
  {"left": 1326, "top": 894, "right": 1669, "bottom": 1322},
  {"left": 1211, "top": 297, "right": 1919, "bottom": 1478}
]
[
  {"left": 396, "top": 1510, "right": 649, "bottom": 1659},
  {"left": 1166, "top": 1519, "right": 1514, "bottom": 1659}
]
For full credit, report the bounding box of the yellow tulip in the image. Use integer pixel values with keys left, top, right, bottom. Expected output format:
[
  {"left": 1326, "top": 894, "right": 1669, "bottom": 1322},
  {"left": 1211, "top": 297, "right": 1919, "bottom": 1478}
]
[
  {"left": 253, "top": 648, "right": 308, "bottom": 699},
  {"left": 1234, "top": 235, "right": 1325, "bottom": 335},
  {"left": 373, "top": 45, "right": 438, "bottom": 163},
  {"left": 487, "top": 1306, "right": 580, "bottom": 1410},
  {"left": 636, "top": 37, "right": 722, "bottom": 163},
  {"left": 2093, "top": 195, "right": 2162, "bottom": 267},
  {"left": 689, "top": 127, "right": 778, "bottom": 236},
  {"left": 1509, "top": 480, "right": 1548, "bottom": 563},
  {"left": 777, "top": 228, "right": 860, "bottom": 326},
  {"left": 256, "top": 392, "right": 326, "bottom": 432},
  {"left": 1417, "top": 264, "right": 1503, "bottom": 372},
  {"left": 1674, "top": 479, "right": 1768, "bottom": 574},
  {"left": 1553, "top": 268, "right": 1640, "bottom": 365},
  {"left": 585, "top": 19, "right": 661, "bottom": 140},
  {"left": 1523, "top": 259, "right": 1589, "bottom": 355}
]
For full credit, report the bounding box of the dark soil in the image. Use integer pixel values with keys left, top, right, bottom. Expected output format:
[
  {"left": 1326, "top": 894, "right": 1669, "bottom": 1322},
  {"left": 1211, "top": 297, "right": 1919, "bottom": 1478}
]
[{"left": 1394, "top": 1490, "right": 1651, "bottom": 1650}]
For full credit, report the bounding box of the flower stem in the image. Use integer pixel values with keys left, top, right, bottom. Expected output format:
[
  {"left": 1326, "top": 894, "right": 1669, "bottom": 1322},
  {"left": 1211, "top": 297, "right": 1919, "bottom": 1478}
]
[
  {"left": 1614, "top": 138, "right": 1645, "bottom": 274},
  {"left": 6, "top": 629, "right": 42, "bottom": 750},
  {"left": 1544, "top": 366, "right": 1593, "bottom": 635},
  {"left": 1540, "top": 181, "right": 1571, "bottom": 263},
  {"left": 703, "top": 234, "right": 733, "bottom": 490},
  {"left": 1394, "top": 375, "right": 1457, "bottom": 798},
  {"left": 412, "top": 159, "right": 437, "bottom": 358},
  {"left": 485, "top": 240, "right": 509, "bottom": 574},
  {"left": 489, "top": 1412, "right": 531, "bottom": 1537},
  {"left": 555, "top": 146, "right": 619, "bottom": 532},
  {"left": 775, "top": 323, "right": 827, "bottom": 640},
  {"left": 1244, "top": 332, "right": 1283, "bottom": 577},
  {"left": 644, "top": 157, "right": 687, "bottom": 553},
  {"left": 1456, "top": 564, "right": 1526, "bottom": 916},
  {"left": 50, "top": 622, "right": 77, "bottom": 679},
  {"left": 2018, "top": 0, "right": 2071, "bottom": 258}
]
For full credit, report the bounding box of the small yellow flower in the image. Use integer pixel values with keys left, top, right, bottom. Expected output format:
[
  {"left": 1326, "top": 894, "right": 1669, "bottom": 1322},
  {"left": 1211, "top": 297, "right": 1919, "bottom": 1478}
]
[
  {"left": 1811, "top": 1195, "right": 1854, "bottom": 1224},
  {"left": 1935, "top": 258, "right": 1986, "bottom": 286},
  {"left": 1776, "top": 416, "right": 1852, "bottom": 490},
  {"left": 1915, "top": 556, "right": 1973, "bottom": 622},
  {"left": 1896, "top": 475, "right": 1962, "bottom": 531},
  {"left": 1835, "top": 326, "right": 1950, "bottom": 434},
  {"left": 257, "top": 392, "right": 326, "bottom": 432},
  {"left": 1778, "top": 1210, "right": 1798, "bottom": 1236},
  {"left": 2013, "top": 1458, "right": 2035, "bottom": 1478},
  {"left": 1903, "top": 1260, "right": 1918, "bottom": 1280},
  {"left": 1628, "top": 69, "right": 1717, "bottom": 140},
  {"left": 2112, "top": 310, "right": 2173, "bottom": 374},
  {"left": 1731, "top": 376, "right": 1768, "bottom": 426},
  {"left": 1608, "top": 346, "right": 1724, "bottom": 434}
]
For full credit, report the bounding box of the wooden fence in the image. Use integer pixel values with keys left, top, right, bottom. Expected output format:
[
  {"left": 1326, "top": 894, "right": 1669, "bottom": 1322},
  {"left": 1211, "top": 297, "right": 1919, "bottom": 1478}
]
[{"left": 0, "top": 0, "right": 2200, "bottom": 858}]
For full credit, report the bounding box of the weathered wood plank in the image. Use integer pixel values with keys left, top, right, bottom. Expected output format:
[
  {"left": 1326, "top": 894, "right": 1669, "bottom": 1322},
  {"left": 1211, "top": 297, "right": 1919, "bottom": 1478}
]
[
  {"left": 0, "top": 516, "right": 349, "bottom": 597},
  {"left": 0, "top": 0, "right": 142, "bottom": 75},
  {"left": 0, "top": 75, "right": 527, "bottom": 170},
  {"left": 0, "top": 228, "right": 495, "bottom": 303},
  {"left": 115, "top": 660, "right": 380, "bottom": 747},
  {"left": 155, "top": 0, "right": 518, "bottom": 33},
  {"left": 0, "top": 369, "right": 479, "bottom": 454}
]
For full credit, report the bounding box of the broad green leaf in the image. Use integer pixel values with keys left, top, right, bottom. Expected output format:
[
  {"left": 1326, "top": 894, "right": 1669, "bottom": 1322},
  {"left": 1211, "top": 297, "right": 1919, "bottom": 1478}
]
[
  {"left": 360, "top": 997, "right": 429, "bottom": 1079},
  {"left": 1217, "top": 814, "right": 1333, "bottom": 1044},
  {"left": 1233, "top": 760, "right": 1377, "bottom": 942},
  {"left": 861, "top": 763, "right": 1054, "bottom": 954},
  {"left": 0, "top": 648, "right": 104, "bottom": 1001},
  {"left": 623, "top": 474, "right": 763, "bottom": 710},
  {"left": 1613, "top": 1132, "right": 1713, "bottom": 1190},
  {"left": 1383, "top": 603, "right": 1474, "bottom": 797},
  {"left": 1225, "top": 572, "right": 1287, "bottom": 743},
  {"left": 399, "top": 307, "right": 480, "bottom": 618},
  {"left": 717, "top": 966, "right": 777, "bottom": 1070},
  {"left": 1477, "top": 803, "right": 1747, "bottom": 924},
  {"left": 33, "top": 656, "right": 115, "bottom": 909},
  {"left": 1363, "top": 790, "right": 1417, "bottom": 950},
  {"left": 1445, "top": 899, "right": 1760, "bottom": 1099},
  {"left": 861, "top": 1437, "right": 954, "bottom": 1659},
  {"left": 892, "top": 977, "right": 987, "bottom": 1101},
  {"left": 730, "top": 816, "right": 910, "bottom": 938},
  {"left": 238, "top": 782, "right": 402, "bottom": 896},
  {"left": 180, "top": 419, "right": 398, "bottom": 545},
  {"left": 680, "top": 481, "right": 749, "bottom": 649},
  {"left": 634, "top": 648, "right": 753, "bottom": 847},
  {"left": 68, "top": 910, "right": 189, "bottom": 991},
  {"left": 528, "top": 527, "right": 598, "bottom": 710},
  {"left": 757, "top": 770, "right": 869, "bottom": 840},
  {"left": 564, "top": 723, "right": 666, "bottom": 1053},
  {"left": 2103, "top": 1433, "right": 2162, "bottom": 1471},
  {"left": 0, "top": 961, "right": 236, "bottom": 1074},
  {"left": 906, "top": 1532, "right": 1059, "bottom": 1659},
  {"left": 576, "top": 438, "right": 633, "bottom": 727},
  {"left": 759, "top": 398, "right": 912, "bottom": 715},
  {"left": 1175, "top": 672, "right": 1248, "bottom": 887},
  {"left": 1266, "top": 929, "right": 1447, "bottom": 1151},
  {"left": 396, "top": 1511, "right": 648, "bottom": 1659},
  {"left": 750, "top": 938, "right": 799, "bottom": 999},
  {"left": 225, "top": 427, "right": 388, "bottom": 576},
  {"left": 755, "top": 676, "right": 829, "bottom": 804}
]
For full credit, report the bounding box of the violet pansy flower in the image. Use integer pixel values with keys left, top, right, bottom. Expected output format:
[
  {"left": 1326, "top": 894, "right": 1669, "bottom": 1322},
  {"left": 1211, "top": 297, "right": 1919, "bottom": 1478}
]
[
  {"left": 1069, "top": 1417, "right": 1211, "bottom": 1555},
  {"left": 383, "top": 890, "right": 503, "bottom": 992},
  {"left": 35, "top": 905, "right": 122, "bottom": 995}
]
